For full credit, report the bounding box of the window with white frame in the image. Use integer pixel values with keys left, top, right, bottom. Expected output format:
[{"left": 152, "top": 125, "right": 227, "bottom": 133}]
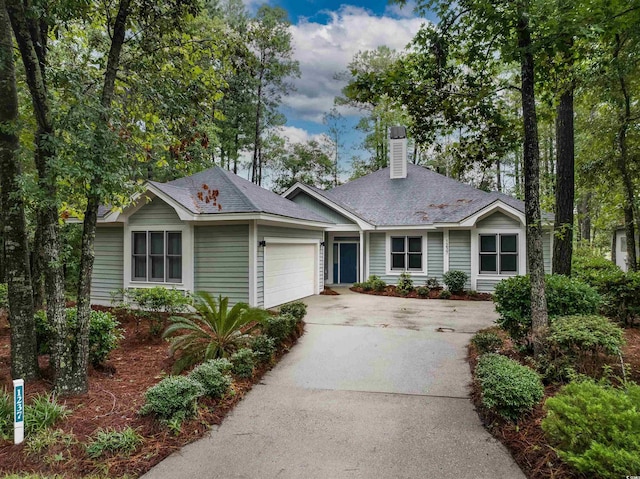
[
  {"left": 132, "top": 231, "right": 182, "bottom": 283},
  {"left": 479, "top": 234, "right": 518, "bottom": 274},
  {"left": 391, "top": 236, "right": 422, "bottom": 271}
]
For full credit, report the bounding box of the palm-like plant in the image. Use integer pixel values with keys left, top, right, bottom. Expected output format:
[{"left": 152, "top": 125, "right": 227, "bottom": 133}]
[{"left": 163, "top": 292, "right": 268, "bottom": 373}]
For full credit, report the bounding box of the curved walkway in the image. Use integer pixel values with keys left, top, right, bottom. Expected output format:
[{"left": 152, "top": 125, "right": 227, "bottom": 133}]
[{"left": 143, "top": 289, "right": 525, "bottom": 479}]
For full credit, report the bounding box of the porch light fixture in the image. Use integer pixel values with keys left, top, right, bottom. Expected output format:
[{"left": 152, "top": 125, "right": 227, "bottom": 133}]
[
  {"left": 259, "top": 240, "right": 267, "bottom": 247},
  {"left": 320, "top": 241, "right": 326, "bottom": 247}
]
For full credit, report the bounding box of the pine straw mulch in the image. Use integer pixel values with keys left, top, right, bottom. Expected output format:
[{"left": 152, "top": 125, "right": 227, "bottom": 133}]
[
  {"left": 467, "top": 326, "right": 640, "bottom": 479},
  {"left": 319, "top": 287, "right": 339, "bottom": 295},
  {"left": 0, "top": 307, "right": 304, "bottom": 478},
  {"left": 351, "top": 285, "right": 492, "bottom": 301}
]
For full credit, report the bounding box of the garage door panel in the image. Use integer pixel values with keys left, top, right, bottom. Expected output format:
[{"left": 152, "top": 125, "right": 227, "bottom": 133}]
[{"left": 264, "top": 243, "right": 317, "bottom": 308}]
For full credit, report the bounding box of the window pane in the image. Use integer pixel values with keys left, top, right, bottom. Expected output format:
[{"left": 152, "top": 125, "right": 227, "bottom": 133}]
[
  {"left": 392, "top": 253, "right": 405, "bottom": 269},
  {"left": 167, "top": 232, "right": 182, "bottom": 255},
  {"left": 391, "top": 237, "right": 405, "bottom": 253},
  {"left": 480, "top": 254, "right": 497, "bottom": 272},
  {"left": 408, "top": 237, "right": 422, "bottom": 253},
  {"left": 501, "top": 234, "right": 517, "bottom": 253},
  {"left": 133, "top": 232, "right": 146, "bottom": 254},
  {"left": 480, "top": 235, "right": 496, "bottom": 253},
  {"left": 501, "top": 254, "right": 517, "bottom": 272},
  {"left": 167, "top": 257, "right": 182, "bottom": 282},
  {"left": 408, "top": 253, "right": 422, "bottom": 269},
  {"left": 133, "top": 256, "right": 146, "bottom": 280},
  {"left": 150, "top": 232, "right": 164, "bottom": 255},
  {"left": 150, "top": 256, "right": 164, "bottom": 281}
]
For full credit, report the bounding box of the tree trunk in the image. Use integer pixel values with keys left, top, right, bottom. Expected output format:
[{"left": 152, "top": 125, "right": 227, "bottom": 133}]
[
  {"left": 577, "top": 193, "right": 591, "bottom": 243},
  {"left": 31, "top": 218, "right": 45, "bottom": 310},
  {"left": 496, "top": 158, "right": 501, "bottom": 192},
  {"left": 73, "top": 0, "right": 131, "bottom": 395},
  {"left": 252, "top": 67, "right": 264, "bottom": 184},
  {"left": 517, "top": 1, "right": 548, "bottom": 351},
  {"left": 0, "top": 0, "right": 39, "bottom": 380},
  {"left": 7, "top": 0, "right": 68, "bottom": 393},
  {"left": 552, "top": 87, "right": 575, "bottom": 275}
]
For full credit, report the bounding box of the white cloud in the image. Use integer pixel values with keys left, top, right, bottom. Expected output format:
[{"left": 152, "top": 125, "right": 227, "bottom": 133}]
[
  {"left": 276, "top": 125, "right": 327, "bottom": 145},
  {"left": 285, "top": 5, "right": 425, "bottom": 123}
]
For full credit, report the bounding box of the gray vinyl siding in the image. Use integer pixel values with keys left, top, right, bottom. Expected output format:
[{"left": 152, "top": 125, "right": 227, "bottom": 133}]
[
  {"left": 128, "top": 198, "right": 182, "bottom": 226},
  {"left": 290, "top": 192, "right": 354, "bottom": 225},
  {"left": 256, "top": 225, "right": 324, "bottom": 308},
  {"left": 543, "top": 230, "right": 552, "bottom": 274},
  {"left": 476, "top": 278, "right": 504, "bottom": 293},
  {"left": 194, "top": 225, "right": 249, "bottom": 304},
  {"left": 476, "top": 212, "right": 521, "bottom": 229},
  {"left": 368, "top": 231, "right": 439, "bottom": 285},
  {"left": 449, "top": 230, "right": 472, "bottom": 290},
  {"left": 91, "top": 226, "right": 124, "bottom": 304}
]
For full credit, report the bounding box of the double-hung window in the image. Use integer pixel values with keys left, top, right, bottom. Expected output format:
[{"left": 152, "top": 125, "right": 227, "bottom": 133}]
[
  {"left": 391, "top": 236, "right": 422, "bottom": 271},
  {"left": 479, "top": 234, "right": 518, "bottom": 274},
  {"left": 132, "top": 231, "right": 182, "bottom": 283}
]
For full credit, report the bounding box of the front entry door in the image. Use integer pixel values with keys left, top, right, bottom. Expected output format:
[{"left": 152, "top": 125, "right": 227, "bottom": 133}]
[{"left": 338, "top": 243, "right": 358, "bottom": 284}]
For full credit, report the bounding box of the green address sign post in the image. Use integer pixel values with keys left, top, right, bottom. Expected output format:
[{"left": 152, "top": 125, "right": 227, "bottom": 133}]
[{"left": 13, "top": 379, "right": 24, "bottom": 444}]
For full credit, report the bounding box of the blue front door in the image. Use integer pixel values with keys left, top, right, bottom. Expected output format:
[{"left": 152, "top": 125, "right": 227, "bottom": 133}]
[{"left": 339, "top": 243, "right": 358, "bottom": 284}]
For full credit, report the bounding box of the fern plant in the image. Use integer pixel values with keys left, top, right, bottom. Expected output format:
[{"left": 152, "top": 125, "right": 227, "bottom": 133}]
[{"left": 163, "top": 292, "right": 268, "bottom": 373}]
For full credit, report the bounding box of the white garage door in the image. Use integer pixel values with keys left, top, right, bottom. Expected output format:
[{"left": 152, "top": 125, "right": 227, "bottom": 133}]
[{"left": 264, "top": 242, "right": 317, "bottom": 308}]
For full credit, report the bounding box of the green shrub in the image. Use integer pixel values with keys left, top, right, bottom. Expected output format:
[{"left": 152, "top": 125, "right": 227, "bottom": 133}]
[
  {"left": 475, "top": 353, "right": 544, "bottom": 421},
  {"left": 572, "top": 247, "right": 621, "bottom": 284},
  {"left": 363, "top": 275, "right": 386, "bottom": 292},
  {"left": 396, "top": 272, "right": 414, "bottom": 296},
  {"left": 0, "top": 388, "right": 12, "bottom": 439},
  {"left": 425, "top": 277, "right": 440, "bottom": 289},
  {"left": 85, "top": 427, "right": 143, "bottom": 459},
  {"left": 416, "top": 286, "right": 430, "bottom": 298},
  {"left": 250, "top": 335, "right": 276, "bottom": 363},
  {"left": 189, "top": 360, "right": 232, "bottom": 399},
  {"left": 352, "top": 281, "right": 364, "bottom": 290},
  {"left": 25, "top": 394, "right": 70, "bottom": 435},
  {"left": 123, "top": 287, "right": 192, "bottom": 336},
  {"left": 263, "top": 314, "right": 296, "bottom": 343},
  {"left": 207, "top": 357, "right": 233, "bottom": 374},
  {"left": 542, "top": 380, "right": 640, "bottom": 479},
  {"left": 34, "top": 309, "right": 123, "bottom": 366},
  {"left": 471, "top": 330, "right": 504, "bottom": 354},
  {"left": 140, "top": 376, "right": 205, "bottom": 424},
  {"left": 538, "top": 315, "right": 625, "bottom": 382},
  {"left": 439, "top": 289, "right": 451, "bottom": 299},
  {"left": 0, "top": 283, "right": 7, "bottom": 309},
  {"left": 586, "top": 271, "right": 640, "bottom": 326},
  {"left": 443, "top": 270, "right": 468, "bottom": 293},
  {"left": 231, "top": 348, "right": 255, "bottom": 379},
  {"left": 163, "top": 292, "right": 268, "bottom": 373},
  {"left": 493, "top": 275, "right": 601, "bottom": 342},
  {"left": 279, "top": 301, "right": 307, "bottom": 321}
]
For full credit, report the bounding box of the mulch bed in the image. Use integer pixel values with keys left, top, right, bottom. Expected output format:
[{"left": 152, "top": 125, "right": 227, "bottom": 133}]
[
  {"left": 467, "top": 326, "right": 640, "bottom": 479},
  {"left": 351, "top": 285, "right": 492, "bottom": 301},
  {"left": 319, "top": 287, "right": 339, "bottom": 295},
  {"left": 0, "top": 307, "right": 304, "bottom": 478}
]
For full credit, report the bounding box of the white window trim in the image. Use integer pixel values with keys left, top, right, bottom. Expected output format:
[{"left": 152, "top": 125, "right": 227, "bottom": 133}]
[
  {"left": 385, "top": 232, "right": 428, "bottom": 276},
  {"left": 124, "top": 223, "right": 194, "bottom": 293},
  {"left": 471, "top": 228, "right": 526, "bottom": 290}
]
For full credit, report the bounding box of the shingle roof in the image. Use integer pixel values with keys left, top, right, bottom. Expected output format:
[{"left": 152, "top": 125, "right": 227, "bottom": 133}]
[
  {"left": 321, "top": 163, "right": 533, "bottom": 226},
  {"left": 97, "top": 167, "right": 329, "bottom": 223}
]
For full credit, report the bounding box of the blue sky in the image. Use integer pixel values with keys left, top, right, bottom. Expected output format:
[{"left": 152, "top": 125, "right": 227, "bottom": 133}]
[{"left": 242, "top": 0, "right": 429, "bottom": 179}]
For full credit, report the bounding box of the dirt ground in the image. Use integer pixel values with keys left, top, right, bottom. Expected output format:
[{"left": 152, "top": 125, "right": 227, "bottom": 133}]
[{"left": 0, "top": 307, "right": 303, "bottom": 478}]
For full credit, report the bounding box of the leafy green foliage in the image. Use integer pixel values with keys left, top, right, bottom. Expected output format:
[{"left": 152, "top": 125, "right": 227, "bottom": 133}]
[
  {"left": 231, "top": 348, "right": 256, "bottom": 378},
  {"left": 163, "top": 292, "right": 268, "bottom": 373},
  {"left": 442, "top": 270, "right": 468, "bottom": 293},
  {"left": 416, "top": 286, "right": 430, "bottom": 298},
  {"left": 475, "top": 354, "right": 544, "bottom": 422},
  {"left": 538, "top": 315, "right": 625, "bottom": 382},
  {"left": 396, "top": 272, "right": 414, "bottom": 296},
  {"left": 425, "top": 277, "right": 440, "bottom": 289},
  {"left": 34, "top": 309, "right": 123, "bottom": 366},
  {"left": 0, "top": 283, "right": 7, "bottom": 309},
  {"left": 207, "top": 358, "right": 233, "bottom": 374},
  {"left": 25, "top": 429, "right": 77, "bottom": 458},
  {"left": 0, "top": 389, "right": 12, "bottom": 440},
  {"left": 25, "top": 395, "right": 70, "bottom": 435},
  {"left": 576, "top": 269, "right": 640, "bottom": 326},
  {"left": 572, "top": 248, "right": 621, "bottom": 283},
  {"left": 471, "top": 330, "right": 504, "bottom": 354},
  {"left": 542, "top": 380, "right": 640, "bottom": 479},
  {"left": 263, "top": 314, "right": 297, "bottom": 344},
  {"left": 140, "top": 376, "right": 205, "bottom": 424},
  {"left": 85, "top": 427, "right": 143, "bottom": 459},
  {"left": 357, "top": 275, "right": 386, "bottom": 292},
  {"left": 439, "top": 289, "right": 452, "bottom": 299},
  {"left": 250, "top": 335, "right": 276, "bottom": 363},
  {"left": 122, "top": 287, "right": 192, "bottom": 336},
  {"left": 279, "top": 301, "right": 307, "bottom": 322},
  {"left": 493, "top": 275, "right": 601, "bottom": 342},
  {"left": 189, "top": 360, "right": 232, "bottom": 399}
]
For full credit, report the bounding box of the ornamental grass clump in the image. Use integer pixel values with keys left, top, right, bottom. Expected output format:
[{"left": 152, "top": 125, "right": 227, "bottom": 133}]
[
  {"left": 475, "top": 353, "right": 544, "bottom": 422},
  {"left": 85, "top": 427, "right": 143, "bottom": 459},
  {"left": 542, "top": 380, "right": 640, "bottom": 479}
]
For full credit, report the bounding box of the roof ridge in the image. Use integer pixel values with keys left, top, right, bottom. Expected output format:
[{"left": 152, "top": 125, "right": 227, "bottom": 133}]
[{"left": 215, "top": 166, "right": 260, "bottom": 211}]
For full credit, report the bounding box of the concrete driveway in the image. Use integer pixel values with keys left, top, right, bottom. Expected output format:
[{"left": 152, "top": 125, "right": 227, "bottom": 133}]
[{"left": 143, "top": 289, "right": 524, "bottom": 479}]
